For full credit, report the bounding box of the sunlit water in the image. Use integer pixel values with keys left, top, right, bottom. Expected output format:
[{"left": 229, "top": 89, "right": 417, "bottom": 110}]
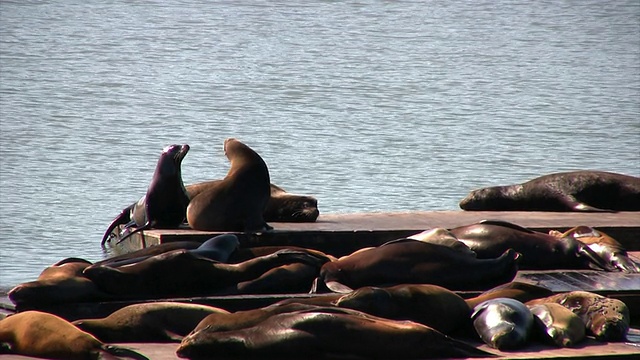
[{"left": 0, "top": 0, "right": 638, "bottom": 291}]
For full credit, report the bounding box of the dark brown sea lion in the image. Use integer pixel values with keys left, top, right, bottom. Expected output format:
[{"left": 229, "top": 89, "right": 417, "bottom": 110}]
[
  {"left": 177, "top": 308, "right": 493, "bottom": 359},
  {"left": 72, "top": 302, "right": 229, "bottom": 343},
  {"left": 187, "top": 138, "right": 272, "bottom": 232},
  {"left": 333, "top": 284, "right": 470, "bottom": 335},
  {"left": 318, "top": 238, "right": 520, "bottom": 293},
  {"left": 83, "top": 248, "right": 328, "bottom": 299},
  {"left": 465, "top": 281, "right": 554, "bottom": 310},
  {"left": 0, "top": 311, "right": 147, "bottom": 360},
  {"left": 526, "top": 291, "right": 630, "bottom": 341},
  {"left": 472, "top": 298, "right": 534, "bottom": 350},
  {"left": 459, "top": 170, "right": 640, "bottom": 212},
  {"left": 187, "top": 182, "right": 319, "bottom": 222},
  {"left": 550, "top": 226, "right": 640, "bottom": 273},
  {"left": 528, "top": 303, "right": 586, "bottom": 347},
  {"left": 102, "top": 144, "right": 191, "bottom": 246},
  {"left": 8, "top": 258, "right": 111, "bottom": 307},
  {"left": 449, "top": 220, "right": 615, "bottom": 271}
]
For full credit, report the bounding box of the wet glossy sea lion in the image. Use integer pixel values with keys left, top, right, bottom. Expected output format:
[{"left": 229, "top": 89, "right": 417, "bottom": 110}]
[
  {"left": 528, "top": 303, "right": 586, "bottom": 347},
  {"left": 72, "top": 302, "right": 229, "bottom": 343},
  {"left": 188, "top": 182, "right": 319, "bottom": 222},
  {"left": 101, "top": 144, "right": 191, "bottom": 246},
  {"left": 526, "top": 291, "right": 630, "bottom": 341},
  {"left": 83, "top": 248, "right": 327, "bottom": 298},
  {"left": 550, "top": 226, "right": 640, "bottom": 273},
  {"left": 0, "top": 311, "right": 147, "bottom": 359},
  {"left": 94, "top": 241, "right": 202, "bottom": 267},
  {"left": 177, "top": 308, "right": 493, "bottom": 359},
  {"left": 472, "top": 298, "right": 534, "bottom": 350},
  {"left": 334, "top": 284, "right": 470, "bottom": 334},
  {"left": 449, "top": 220, "right": 615, "bottom": 271},
  {"left": 459, "top": 170, "right": 640, "bottom": 212},
  {"left": 187, "top": 138, "right": 272, "bottom": 232},
  {"left": 318, "top": 238, "right": 520, "bottom": 293},
  {"left": 8, "top": 258, "right": 111, "bottom": 307},
  {"left": 465, "top": 281, "right": 554, "bottom": 310}
]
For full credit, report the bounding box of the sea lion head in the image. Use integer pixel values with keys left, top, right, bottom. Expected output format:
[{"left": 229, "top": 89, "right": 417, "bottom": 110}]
[
  {"left": 460, "top": 186, "right": 504, "bottom": 210},
  {"left": 157, "top": 144, "right": 189, "bottom": 177}
]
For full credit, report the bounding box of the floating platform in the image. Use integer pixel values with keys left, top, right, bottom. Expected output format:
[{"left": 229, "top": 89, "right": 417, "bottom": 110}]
[{"left": 2, "top": 211, "right": 640, "bottom": 359}]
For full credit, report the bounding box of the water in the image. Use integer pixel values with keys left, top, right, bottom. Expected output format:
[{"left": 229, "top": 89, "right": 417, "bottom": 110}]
[{"left": 0, "top": 0, "right": 638, "bottom": 291}]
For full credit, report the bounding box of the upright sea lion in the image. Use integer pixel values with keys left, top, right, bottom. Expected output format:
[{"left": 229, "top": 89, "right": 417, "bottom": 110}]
[
  {"left": 550, "top": 226, "right": 640, "bottom": 273},
  {"left": 187, "top": 138, "right": 272, "bottom": 232},
  {"left": 333, "top": 284, "right": 470, "bottom": 335},
  {"left": 526, "top": 291, "right": 630, "bottom": 341},
  {"left": 83, "top": 248, "right": 328, "bottom": 299},
  {"left": 177, "top": 308, "right": 493, "bottom": 359},
  {"left": 528, "top": 303, "right": 586, "bottom": 347},
  {"left": 0, "top": 311, "right": 147, "bottom": 360},
  {"left": 72, "top": 302, "right": 229, "bottom": 343},
  {"left": 187, "top": 182, "right": 320, "bottom": 222},
  {"left": 449, "top": 220, "right": 615, "bottom": 271},
  {"left": 8, "top": 258, "right": 111, "bottom": 307},
  {"left": 472, "top": 298, "right": 534, "bottom": 350},
  {"left": 318, "top": 238, "right": 520, "bottom": 293},
  {"left": 101, "top": 144, "right": 191, "bottom": 246},
  {"left": 459, "top": 170, "right": 640, "bottom": 212}
]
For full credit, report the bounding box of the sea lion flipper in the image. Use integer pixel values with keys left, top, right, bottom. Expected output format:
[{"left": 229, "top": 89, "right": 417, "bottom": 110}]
[
  {"left": 576, "top": 242, "right": 618, "bottom": 272},
  {"left": 115, "top": 221, "right": 154, "bottom": 245},
  {"left": 562, "top": 195, "right": 615, "bottom": 213},
  {"left": 101, "top": 204, "right": 134, "bottom": 247},
  {"left": 324, "top": 280, "right": 354, "bottom": 294},
  {"left": 100, "top": 344, "right": 149, "bottom": 360}
]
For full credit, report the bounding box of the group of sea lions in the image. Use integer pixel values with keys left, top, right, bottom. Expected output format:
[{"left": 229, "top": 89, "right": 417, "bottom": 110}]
[
  {"left": 2, "top": 282, "right": 631, "bottom": 359},
  {"left": 102, "top": 138, "right": 320, "bottom": 246}
]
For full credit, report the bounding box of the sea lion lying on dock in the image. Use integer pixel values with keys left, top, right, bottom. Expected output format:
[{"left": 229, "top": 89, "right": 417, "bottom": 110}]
[
  {"left": 448, "top": 220, "right": 616, "bottom": 271},
  {"left": 177, "top": 307, "right": 493, "bottom": 359},
  {"left": 317, "top": 237, "right": 520, "bottom": 293},
  {"left": 526, "top": 291, "right": 630, "bottom": 341},
  {"left": 459, "top": 170, "right": 640, "bottom": 212},
  {"left": 472, "top": 298, "right": 534, "bottom": 350},
  {"left": 73, "top": 302, "right": 229, "bottom": 343},
  {"left": 0, "top": 311, "right": 147, "bottom": 360},
  {"left": 83, "top": 248, "right": 330, "bottom": 299},
  {"left": 528, "top": 303, "right": 586, "bottom": 347}
]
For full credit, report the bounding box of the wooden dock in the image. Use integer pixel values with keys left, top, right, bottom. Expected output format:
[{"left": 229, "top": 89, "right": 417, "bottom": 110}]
[{"left": 2, "top": 211, "right": 640, "bottom": 359}]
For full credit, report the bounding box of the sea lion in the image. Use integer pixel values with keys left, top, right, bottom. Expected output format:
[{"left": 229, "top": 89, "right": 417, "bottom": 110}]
[
  {"left": 187, "top": 182, "right": 319, "bottom": 222},
  {"left": 72, "top": 302, "right": 229, "bottom": 343},
  {"left": 83, "top": 248, "right": 328, "bottom": 299},
  {"left": 318, "top": 238, "right": 520, "bottom": 293},
  {"left": 528, "top": 303, "right": 586, "bottom": 347},
  {"left": 465, "top": 281, "right": 554, "bottom": 310},
  {"left": 8, "top": 258, "right": 111, "bottom": 307},
  {"left": 459, "top": 170, "right": 640, "bottom": 212},
  {"left": 526, "top": 291, "right": 630, "bottom": 341},
  {"left": 550, "top": 226, "right": 640, "bottom": 273},
  {"left": 472, "top": 298, "right": 534, "bottom": 350},
  {"left": 407, "top": 227, "right": 478, "bottom": 257},
  {"left": 449, "top": 220, "right": 615, "bottom": 271},
  {"left": 102, "top": 144, "right": 191, "bottom": 246},
  {"left": 187, "top": 138, "right": 272, "bottom": 232},
  {"left": 177, "top": 308, "right": 493, "bottom": 359},
  {"left": 333, "top": 284, "right": 470, "bottom": 335},
  {"left": 0, "top": 311, "right": 147, "bottom": 359}
]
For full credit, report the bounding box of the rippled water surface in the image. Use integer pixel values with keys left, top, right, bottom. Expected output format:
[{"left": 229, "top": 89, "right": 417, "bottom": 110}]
[{"left": 1, "top": 0, "right": 638, "bottom": 289}]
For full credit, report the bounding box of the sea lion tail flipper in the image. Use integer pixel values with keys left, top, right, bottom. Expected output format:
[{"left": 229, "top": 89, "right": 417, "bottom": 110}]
[
  {"left": 99, "top": 344, "right": 149, "bottom": 360},
  {"left": 324, "top": 280, "right": 354, "bottom": 294},
  {"left": 576, "top": 241, "right": 618, "bottom": 272},
  {"left": 101, "top": 204, "right": 134, "bottom": 247},
  {"left": 563, "top": 196, "right": 615, "bottom": 212}
]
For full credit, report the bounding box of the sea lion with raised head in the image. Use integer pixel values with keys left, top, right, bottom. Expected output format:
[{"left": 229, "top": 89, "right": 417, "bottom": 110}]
[
  {"left": 72, "top": 302, "right": 229, "bottom": 343},
  {"left": 187, "top": 138, "right": 272, "bottom": 232},
  {"left": 188, "top": 182, "right": 319, "bottom": 222},
  {"left": 472, "top": 298, "right": 534, "bottom": 350},
  {"left": 449, "top": 220, "right": 615, "bottom": 271},
  {"left": 526, "top": 291, "right": 630, "bottom": 341},
  {"left": 83, "top": 248, "right": 328, "bottom": 299},
  {"left": 101, "top": 144, "right": 190, "bottom": 246},
  {"left": 177, "top": 308, "right": 493, "bottom": 359},
  {"left": 549, "top": 226, "right": 640, "bottom": 273},
  {"left": 317, "top": 238, "right": 520, "bottom": 293},
  {"left": 0, "top": 311, "right": 148, "bottom": 360},
  {"left": 459, "top": 170, "right": 640, "bottom": 212},
  {"left": 8, "top": 258, "right": 111, "bottom": 308},
  {"left": 528, "top": 303, "right": 586, "bottom": 347}
]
